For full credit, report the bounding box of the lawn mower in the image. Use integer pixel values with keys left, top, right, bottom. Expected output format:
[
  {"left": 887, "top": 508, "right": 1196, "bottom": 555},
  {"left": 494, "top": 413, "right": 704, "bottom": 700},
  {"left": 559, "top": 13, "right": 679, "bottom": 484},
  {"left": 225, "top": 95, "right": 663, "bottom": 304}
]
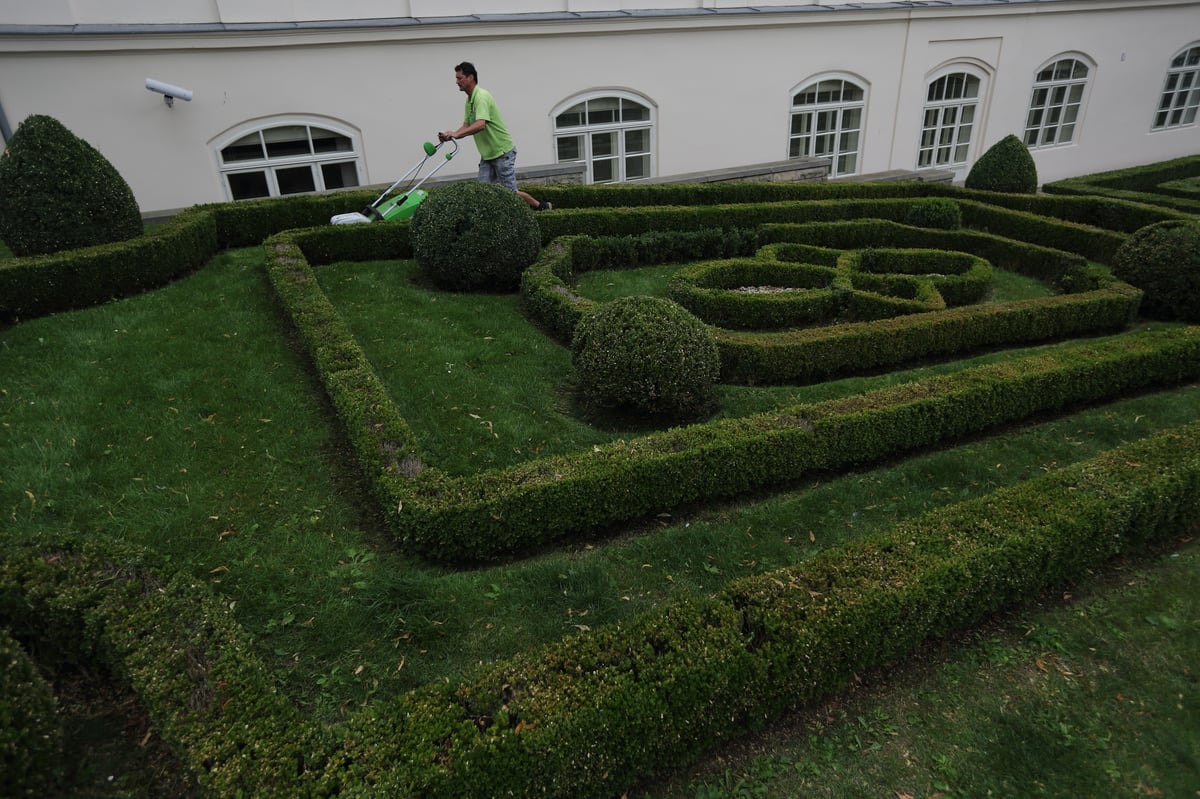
[{"left": 330, "top": 138, "right": 458, "bottom": 225}]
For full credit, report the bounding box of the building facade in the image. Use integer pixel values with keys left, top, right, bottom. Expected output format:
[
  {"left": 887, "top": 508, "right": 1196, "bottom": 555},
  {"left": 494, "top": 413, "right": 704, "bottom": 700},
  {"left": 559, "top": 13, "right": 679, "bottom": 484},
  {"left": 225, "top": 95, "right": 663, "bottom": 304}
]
[{"left": 1, "top": 0, "right": 1196, "bottom": 216}]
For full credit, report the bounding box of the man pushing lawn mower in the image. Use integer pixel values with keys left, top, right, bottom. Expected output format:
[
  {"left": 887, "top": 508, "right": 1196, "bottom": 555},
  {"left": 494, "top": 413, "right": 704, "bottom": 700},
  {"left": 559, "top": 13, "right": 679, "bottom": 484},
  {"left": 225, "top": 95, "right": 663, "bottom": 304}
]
[
  {"left": 438, "top": 61, "right": 553, "bottom": 212},
  {"left": 330, "top": 60, "right": 550, "bottom": 226}
]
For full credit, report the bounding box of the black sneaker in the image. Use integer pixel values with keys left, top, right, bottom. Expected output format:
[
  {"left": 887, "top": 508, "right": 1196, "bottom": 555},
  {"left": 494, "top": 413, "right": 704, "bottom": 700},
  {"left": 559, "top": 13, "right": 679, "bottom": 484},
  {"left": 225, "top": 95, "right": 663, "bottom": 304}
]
[{"left": 537, "top": 201, "right": 553, "bottom": 211}]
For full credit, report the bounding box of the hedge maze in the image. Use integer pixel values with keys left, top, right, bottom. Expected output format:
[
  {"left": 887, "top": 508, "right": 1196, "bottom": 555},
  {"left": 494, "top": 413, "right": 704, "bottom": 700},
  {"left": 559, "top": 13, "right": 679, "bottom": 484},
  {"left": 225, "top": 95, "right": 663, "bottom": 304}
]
[{"left": 3, "top": 156, "right": 1200, "bottom": 797}]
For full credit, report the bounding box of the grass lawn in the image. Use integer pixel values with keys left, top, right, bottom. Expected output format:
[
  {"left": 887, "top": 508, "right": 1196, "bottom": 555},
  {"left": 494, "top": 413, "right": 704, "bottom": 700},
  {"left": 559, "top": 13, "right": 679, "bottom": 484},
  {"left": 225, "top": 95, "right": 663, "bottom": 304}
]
[{"left": 2, "top": 241, "right": 1197, "bottom": 796}]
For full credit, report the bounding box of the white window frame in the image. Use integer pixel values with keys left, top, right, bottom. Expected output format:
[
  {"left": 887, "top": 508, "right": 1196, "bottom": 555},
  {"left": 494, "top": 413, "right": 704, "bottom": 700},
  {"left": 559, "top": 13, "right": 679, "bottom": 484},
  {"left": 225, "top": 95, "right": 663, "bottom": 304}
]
[
  {"left": 213, "top": 118, "right": 364, "bottom": 201},
  {"left": 552, "top": 91, "right": 656, "bottom": 184},
  {"left": 1024, "top": 54, "right": 1093, "bottom": 148},
  {"left": 788, "top": 74, "right": 868, "bottom": 178},
  {"left": 1153, "top": 43, "right": 1200, "bottom": 130},
  {"left": 917, "top": 67, "right": 986, "bottom": 174}
]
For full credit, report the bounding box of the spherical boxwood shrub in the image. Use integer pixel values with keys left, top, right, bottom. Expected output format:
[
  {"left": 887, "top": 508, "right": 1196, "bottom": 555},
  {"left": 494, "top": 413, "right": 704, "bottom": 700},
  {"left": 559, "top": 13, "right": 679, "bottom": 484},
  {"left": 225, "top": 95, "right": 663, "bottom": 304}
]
[
  {"left": 410, "top": 181, "right": 541, "bottom": 291},
  {"left": 0, "top": 627, "right": 62, "bottom": 797},
  {"left": 1110, "top": 219, "right": 1200, "bottom": 321},
  {"left": 0, "top": 114, "right": 143, "bottom": 257},
  {"left": 572, "top": 296, "right": 720, "bottom": 420},
  {"left": 964, "top": 133, "right": 1038, "bottom": 194},
  {"left": 904, "top": 197, "right": 962, "bottom": 230}
]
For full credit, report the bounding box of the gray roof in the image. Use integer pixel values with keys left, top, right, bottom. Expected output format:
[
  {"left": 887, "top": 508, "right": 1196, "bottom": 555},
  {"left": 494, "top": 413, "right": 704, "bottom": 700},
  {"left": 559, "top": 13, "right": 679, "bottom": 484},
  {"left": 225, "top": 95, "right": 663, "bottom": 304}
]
[{"left": 0, "top": 1, "right": 1060, "bottom": 36}]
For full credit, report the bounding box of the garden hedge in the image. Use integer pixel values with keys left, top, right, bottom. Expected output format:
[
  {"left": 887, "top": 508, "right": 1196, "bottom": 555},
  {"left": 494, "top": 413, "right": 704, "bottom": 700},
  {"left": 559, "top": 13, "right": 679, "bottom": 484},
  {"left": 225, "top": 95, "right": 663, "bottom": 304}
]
[
  {"left": 521, "top": 222, "right": 1140, "bottom": 385},
  {"left": 248, "top": 185, "right": 1198, "bottom": 562},
  {"left": 3, "top": 419, "right": 1198, "bottom": 796},
  {"left": 1043, "top": 154, "right": 1200, "bottom": 215},
  {"left": 2, "top": 177, "right": 1187, "bottom": 324},
  {"left": 963, "top": 133, "right": 1038, "bottom": 194},
  {"left": 4, "top": 163, "right": 1199, "bottom": 796},
  {"left": 0, "top": 114, "right": 143, "bottom": 257},
  {"left": 0, "top": 626, "right": 62, "bottom": 798}
]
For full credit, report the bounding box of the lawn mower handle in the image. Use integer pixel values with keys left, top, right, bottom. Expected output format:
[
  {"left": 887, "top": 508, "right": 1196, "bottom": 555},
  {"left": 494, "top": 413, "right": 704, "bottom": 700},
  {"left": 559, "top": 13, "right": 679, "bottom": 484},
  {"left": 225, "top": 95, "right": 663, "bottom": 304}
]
[{"left": 424, "top": 138, "right": 458, "bottom": 159}]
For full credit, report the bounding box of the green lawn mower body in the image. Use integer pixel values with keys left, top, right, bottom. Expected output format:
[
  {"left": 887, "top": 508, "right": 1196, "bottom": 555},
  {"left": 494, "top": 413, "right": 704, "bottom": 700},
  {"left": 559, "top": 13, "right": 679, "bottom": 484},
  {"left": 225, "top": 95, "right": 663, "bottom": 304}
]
[{"left": 331, "top": 139, "right": 457, "bottom": 225}]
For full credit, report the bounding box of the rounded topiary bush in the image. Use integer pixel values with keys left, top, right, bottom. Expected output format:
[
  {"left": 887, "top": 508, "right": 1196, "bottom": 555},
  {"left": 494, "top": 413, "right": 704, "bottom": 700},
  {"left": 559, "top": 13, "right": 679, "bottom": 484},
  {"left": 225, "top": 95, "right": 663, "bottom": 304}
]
[
  {"left": 1110, "top": 219, "right": 1200, "bottom": 321},
  {"left": 410, "top": 181, "right": 541, "bottom": 291},
  {"left": 0, "top": 627, "right": 62, "bottom": 797},
  {"left": 572, "top": 296, "right": 720, "bottom": 420},
  {"left": 0, "top": 114, "right": 143, "bottom": 257},
  {"left": 964, "top": 133, "right": 1038, "bottom": 194},
  {"left": 904, "top": 197, "right": 962, "bottom": 230}
]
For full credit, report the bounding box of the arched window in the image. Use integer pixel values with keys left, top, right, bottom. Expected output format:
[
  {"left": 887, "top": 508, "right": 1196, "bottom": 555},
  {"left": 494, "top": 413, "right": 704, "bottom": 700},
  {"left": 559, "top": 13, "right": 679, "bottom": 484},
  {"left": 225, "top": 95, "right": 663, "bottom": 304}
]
[
  {"left": 553, "top": 92, "right": 655, "bottom": 184},
  {"left": 789, "top": 76, "right": 866, "bottom": 177},
  {"left": 917, "top": 70, "right": 982, "bottom": 170},
  {"left": 1025, "top": 56, "right": 1092, "bottom": 147},
  {"left": 1153, "top": 44, "right": 1200, "bottom": 130},
  {"left": 215, "top": 120, "right": 362, "bottom": 201}
]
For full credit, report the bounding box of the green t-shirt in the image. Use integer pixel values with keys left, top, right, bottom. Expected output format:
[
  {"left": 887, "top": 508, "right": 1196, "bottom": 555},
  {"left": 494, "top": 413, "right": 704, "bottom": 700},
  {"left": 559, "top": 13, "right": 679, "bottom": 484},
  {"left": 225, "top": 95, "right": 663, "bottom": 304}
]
[{"left": 465, "top": 87, "right": 514, "bottom": 161}]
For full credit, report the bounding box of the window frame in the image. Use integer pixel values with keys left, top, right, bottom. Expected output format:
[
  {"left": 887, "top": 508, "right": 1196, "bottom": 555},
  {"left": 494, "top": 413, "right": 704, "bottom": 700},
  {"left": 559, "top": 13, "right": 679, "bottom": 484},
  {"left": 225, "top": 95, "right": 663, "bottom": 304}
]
[
  {"left": 1024, "top": 54, "right": 1094, "bottom": 149},
  {"left": 788, "top": 73, "right": 868, "bottom": 178},
  {"left": 212, "top": 118, "right": 364, "bottom": 202},
  {"left": 916, "top": 66, "right": 988, "bottom": 175},
  {"left": 1153, "top": 43, "right": 1200, "bottom": 130},
  {"left": 552, "top": 90, "right": 656, "bottom": 184}
]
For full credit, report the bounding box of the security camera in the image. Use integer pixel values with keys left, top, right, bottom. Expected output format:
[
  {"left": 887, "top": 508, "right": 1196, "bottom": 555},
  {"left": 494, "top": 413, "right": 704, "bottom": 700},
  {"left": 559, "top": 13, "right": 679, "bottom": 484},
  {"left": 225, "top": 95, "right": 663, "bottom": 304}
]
[{"left": 145, "top": 78, "right": 193, "bottom": 107}]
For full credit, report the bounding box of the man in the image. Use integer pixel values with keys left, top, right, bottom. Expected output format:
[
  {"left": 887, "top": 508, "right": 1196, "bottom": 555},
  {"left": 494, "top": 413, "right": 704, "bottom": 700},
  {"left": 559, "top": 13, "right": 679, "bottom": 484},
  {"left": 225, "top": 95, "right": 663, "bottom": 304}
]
[{"left": 438, "top": 61, "right": 552, "bottom": 211}]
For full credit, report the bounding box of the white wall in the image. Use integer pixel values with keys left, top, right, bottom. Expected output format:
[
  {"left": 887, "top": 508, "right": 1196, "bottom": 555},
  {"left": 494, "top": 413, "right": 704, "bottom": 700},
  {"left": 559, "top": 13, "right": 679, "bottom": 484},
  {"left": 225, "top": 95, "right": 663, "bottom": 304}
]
[{"left": 1, "top": 0, "right": 1196, "bottom": 214}]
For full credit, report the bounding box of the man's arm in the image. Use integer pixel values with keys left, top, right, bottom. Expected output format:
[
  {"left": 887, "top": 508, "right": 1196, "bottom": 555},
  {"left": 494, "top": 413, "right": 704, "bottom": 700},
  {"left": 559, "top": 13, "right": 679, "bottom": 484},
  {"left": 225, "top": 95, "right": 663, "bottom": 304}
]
[{"left": 439, "top": 119, "right": 487, "bottom": 142}]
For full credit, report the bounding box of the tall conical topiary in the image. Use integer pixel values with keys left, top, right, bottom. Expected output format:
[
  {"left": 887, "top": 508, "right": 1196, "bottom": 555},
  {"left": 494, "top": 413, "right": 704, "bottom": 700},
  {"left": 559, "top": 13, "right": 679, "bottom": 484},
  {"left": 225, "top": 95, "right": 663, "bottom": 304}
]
[
  {"left": 964, "top": 133, "right": 1038, "bottom": 194},
  {"left": 0, "top": 114, "right": 143, "bottom": 256}
]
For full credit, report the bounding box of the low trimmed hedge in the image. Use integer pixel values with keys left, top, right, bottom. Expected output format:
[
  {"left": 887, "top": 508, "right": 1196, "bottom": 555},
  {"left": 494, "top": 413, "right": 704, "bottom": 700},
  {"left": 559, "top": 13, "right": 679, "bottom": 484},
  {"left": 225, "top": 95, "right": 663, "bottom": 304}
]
[
  {"left": 0, "top": 207, "right": 218, "bottom": 323},
  {"left": 1043, "top": 155, "right": 1200, "bottom": 215},
  {"left": 0, "top": 192, "right": 408, "bottom": 324},
  {"left": 666, "top": 253, "right": 952, "bottom": 331},
  {"left": 0, "top": 626, "right": 62, "bottom": 798},
  {"left": 949, "top": 186, "right": 1193, "bottom": 234},
  {"left": 757, "top": 217, "right": 1089, "bottom": 285},
  {"left": 391, "top": 327, "right": 1200, "bottom": 562},
  {"left": 250, "top": 192, "right": 1179, "bottom": 563},
  {"left": 4, "top": 420, "right": 1198, "bottom": 797},
  {"left": 666, "top": 243, "right": 990, "bottom": 332},
  {"left": 2, "top": 180, "right": 1178, "bottom": 326},
  {"left": 521, "top": 225, "right": 1140, "bottom": 385},
  {"left": 533, "top": 197, "right": 1135, "bottom": 262},
  {"left": 522, "top": 214, "right": 1093, "bottom": 346},
  {"left": 262, "top": 234, "right": 428, "bottom": 485},
  {"left": 850, "top": 246, "right": 991, "bottom": 306},
  {"left": 669, "top": 257, "right": 852, "bottom": 330},
  {"left": 0, "top": 536, "right": 332, "bottom": 798},
  {"left": 263, "top": 215, "right": 1197, "bottom": 563},
  {"left": 904, "top": 196, "right": 962, "bottom": 229},
  {"left": 714, "top": 282, "right": 1142, "bottom": 385}
]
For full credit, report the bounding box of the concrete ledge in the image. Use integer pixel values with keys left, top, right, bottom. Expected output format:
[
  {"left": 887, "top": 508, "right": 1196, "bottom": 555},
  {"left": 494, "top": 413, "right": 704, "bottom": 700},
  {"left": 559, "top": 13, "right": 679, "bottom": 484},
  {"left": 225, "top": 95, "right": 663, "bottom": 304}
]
[
  {"left": 420, "top": 160, "right": 586, "bottom": 190},
  {"left": 643, "top": 156, "right": 831, "bottom": 185},
  {"left": 516, "top": 161, "right": 587, "bottom": 186},
  {"left": 833, "top": 168, "right": 956, "bottom": 184}
]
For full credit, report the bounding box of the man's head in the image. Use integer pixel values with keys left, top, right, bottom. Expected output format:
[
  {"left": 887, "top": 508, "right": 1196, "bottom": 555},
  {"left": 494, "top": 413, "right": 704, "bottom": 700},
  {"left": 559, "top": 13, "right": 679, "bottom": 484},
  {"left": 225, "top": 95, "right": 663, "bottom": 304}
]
[{"left": 454, "top": 61, "right": 478, "bottom": 94}]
